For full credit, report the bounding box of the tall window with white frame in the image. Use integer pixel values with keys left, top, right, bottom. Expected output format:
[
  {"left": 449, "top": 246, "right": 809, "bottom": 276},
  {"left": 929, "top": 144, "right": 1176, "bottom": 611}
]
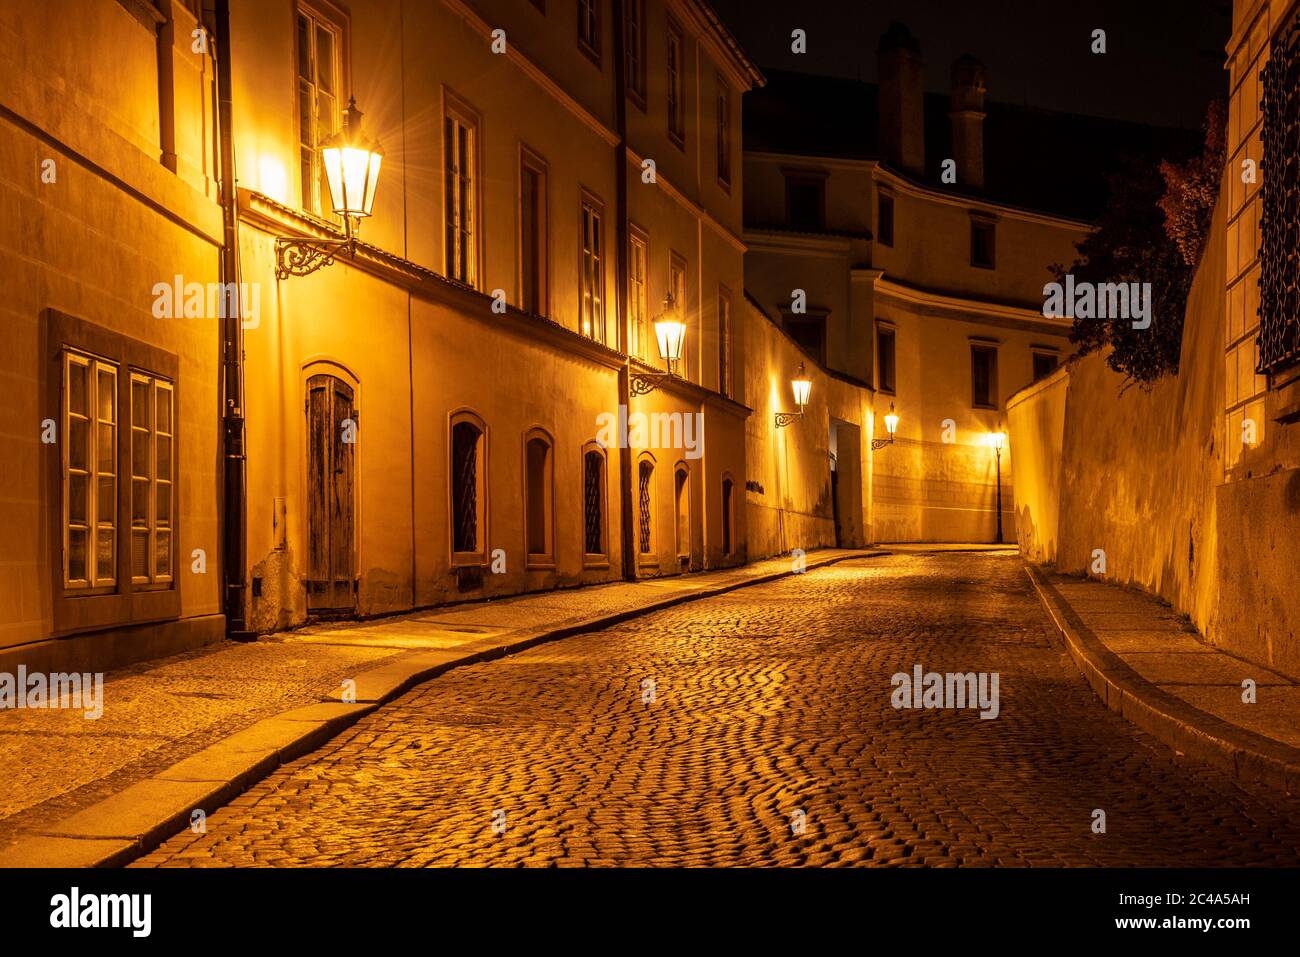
[
  {"left": 519, "top": 149, "right": 548, "bottom": 315},
  {"left": 296, "top": 6, "right": 341, "bottom": 217},
  {"left": 718, "top": 289, "right": 732, "bottom": 397},
  {"left": 625, "top": 0, "right": 646, "bottom": 104},
  {"left": 130, "top": 372, "right": 175, "bottom": 586},
  {"left": 669, "top": 253, "right": 687, "bottom": 376},
  {"left": 716, "top": 75, "right": 732, "bottom": 187},
  {"left": 667, "top": 19, "right": 685, "bottom": 145},
  {"left": 580, "top": 194, "right": 605, "bottom": 343},
  {"left": 629, "top": 228, "right": 648, "bottom": 359},
  {"left": 64, "top": 351, "right": 118, "bottom": 591},
  {"left": 577, "top": 0, "right": 600, "bottom": 62},
  {"left": 444, "top": 101, "right": 479, "bottom": 286}
]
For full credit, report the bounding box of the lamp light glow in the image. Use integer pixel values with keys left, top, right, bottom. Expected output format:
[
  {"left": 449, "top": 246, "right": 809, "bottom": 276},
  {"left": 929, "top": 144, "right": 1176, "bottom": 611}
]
[
  {"left": 884, "top": 402, "right": 899, "bottom": 435},
  {"left": 791, "top": 363, "right": 812, "bottom": 409},
  {"left": 321, "top": 98, "right": 383, "bottom": 218},
  {"left": 653, "top": 293, "right": 686, "bottom": 369}
]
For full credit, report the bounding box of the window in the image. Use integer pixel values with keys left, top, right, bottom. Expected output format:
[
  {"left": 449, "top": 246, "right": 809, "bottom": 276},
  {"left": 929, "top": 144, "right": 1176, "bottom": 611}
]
[
  {"left": 1032, "top": 351, "right": 1058, "bottom": 382},
  {"left": 583, "top": 447, "right": 606, "bottom": 559},
  {"left": 877, "top": 325, "right": 896, "bottom": 394},
  {"left": 877, "top": 192, "right": 894, "bottom": 246},
  {"left": 716, "top": 76, "right": 732, "bottom": 187},
  {"left": 784, "top": 311, "right": 827, "bottom": 366},
  {"left": 524, "top": 431, "right": 553, "bottom": 563},
  {"left": 786, "top": 173, "right": 825, "bottom": 231},
  {"left": 971, "top": 344, "right": 998, "bottom": 409},
  {"left": 721, "top": 477, "right": 734, "bottom": 556},
  {"left": 63, "top": 351, "right": 118, "bottom": 590},
  {"left": 444, "top": 99, "right": 479, "bottom": 286},
  {"left": 718, "top": 289, "right": 733, "bottom": 397},
  {"left": 450, "top": 415, "right": 486, "bottom": 560},
  {"left": 667, "top": 20, "right": 685, "bottom": 145},
  {"left": 674, "top": 465, "right": 690, "bottom": 563},
  {"left": 1257, "top": 10, "right": 1300, "bottom": 375},
  {"left": 580, "top": 193, "right": 606, "bottom": 343},
  {"left": 637, "top": 459, "right": 654, "bottom": 555},
  {"left": 129, "top": 373, "right": 175, "bottom": 585},
  {"left": 296, "top": 7, "right": 342, "bottom": 217},
  {"left": 971, "top": 219, "right": 996, "bottom": 269},
  {"left": 625, "top": 0, "right": 645, "bottom": 104},
  {"left": 519, "top": 149, "right": 548, "bottom": 315},
  {"left": 669, "top": 252, "right": 687, "bottom": 375},
  {"left": 577, "top": 0, "right": 600, "bottom": 62},
  {"left": 629, "top": 227, "right": 648, "bottom": 359}
]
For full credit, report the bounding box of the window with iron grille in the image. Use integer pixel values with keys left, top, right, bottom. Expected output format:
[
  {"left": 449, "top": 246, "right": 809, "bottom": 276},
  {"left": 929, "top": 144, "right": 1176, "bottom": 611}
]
[
  {"left": 451, "top": 421, "right": 481, "bottom": 553},
  {"left": 583, "top": 450, "right": 604, "bottom": 555},
  {"left": 638, "top": 460, "right": 653, "bottom": 554},
  {"left": 1257, "top": 12, "right": 1300, "bottom": 375}
]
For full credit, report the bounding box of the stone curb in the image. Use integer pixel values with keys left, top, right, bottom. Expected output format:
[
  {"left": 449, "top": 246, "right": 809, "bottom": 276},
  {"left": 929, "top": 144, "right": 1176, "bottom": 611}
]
[
  {"left": 0, "top": 548, "right": 880, "bottom": 868},
  {"left": 1025, "top": 563, "right": 1300, "bottom": 795}
]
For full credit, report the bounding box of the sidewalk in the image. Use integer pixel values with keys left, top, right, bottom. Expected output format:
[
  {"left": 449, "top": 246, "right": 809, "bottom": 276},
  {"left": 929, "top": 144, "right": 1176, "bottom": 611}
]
[
  {"left": 1028, "top": 566, "right": 1300, "bottom": 793},
  {"left": 0, "top": 548, "right": 875, "bottom": 867}
]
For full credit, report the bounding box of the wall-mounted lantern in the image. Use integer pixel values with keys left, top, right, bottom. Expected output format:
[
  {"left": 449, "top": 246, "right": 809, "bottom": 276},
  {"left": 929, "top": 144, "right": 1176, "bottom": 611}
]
[
  {"left": 276, "top": 97, "right": 384, "bottom": 279},
  {"left": 871, "top": 402, "right": 899, "bottom": 450},
  {"left": 775, "top": 362, "right": 812, "bottom": 427},
  {"left": 632, "top": 293, "right": 686, "bottom": 395}
]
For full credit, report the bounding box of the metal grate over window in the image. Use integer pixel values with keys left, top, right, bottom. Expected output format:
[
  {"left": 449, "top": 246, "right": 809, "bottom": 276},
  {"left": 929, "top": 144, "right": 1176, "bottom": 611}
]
[
  {"left": 1257, "top": 13, "right": 1300, "bottom": 375},
  {"left": 451, "top": 422, "right": 480, "bottom": 552},
  {"left": 638, "top": 461, "right": 653, "bottom": 554},
  {"left": 584, "top": 451, "right": 603, "bottom": 554}
]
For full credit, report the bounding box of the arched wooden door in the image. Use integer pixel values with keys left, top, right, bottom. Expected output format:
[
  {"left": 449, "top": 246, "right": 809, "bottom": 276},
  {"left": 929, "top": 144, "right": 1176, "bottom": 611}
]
[{"left": 306, "top": 373, "right": 356, "bottom": 612}]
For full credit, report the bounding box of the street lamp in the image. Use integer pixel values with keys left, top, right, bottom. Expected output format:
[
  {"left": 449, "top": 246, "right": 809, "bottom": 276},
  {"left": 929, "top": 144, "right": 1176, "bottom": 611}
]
[
  {"left": 276, "top": 97, "right": 384, "bottom": 279},
  {"left": 988, "top": 428, "right": 1007, "bottom": 544},
  {"left": 631, "top": 293, "right": 686, "bottom": 395},
  {"left": 871, "top": 401, "right": 899, "bottom": 450},
  {"left": 775, "top": 362, "right": 812, "bottom": 427}
]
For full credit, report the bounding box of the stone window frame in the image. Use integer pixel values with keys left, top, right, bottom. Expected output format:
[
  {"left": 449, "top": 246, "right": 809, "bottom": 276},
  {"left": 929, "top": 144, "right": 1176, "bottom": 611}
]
[
  {"left": 581, "top": 441, "right": 610, "bottom": 569},
  {"left": 522, "top": 426, "right": 556, "bottom": 570},
  {"left": 448, "top": 408, "right": 489, "bottom": 569}
]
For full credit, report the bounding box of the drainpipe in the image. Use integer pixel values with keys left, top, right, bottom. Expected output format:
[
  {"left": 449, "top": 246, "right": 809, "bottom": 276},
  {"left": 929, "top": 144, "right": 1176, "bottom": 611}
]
[
  {"left": 613, "top": 0, "right": 635, "bottom": 581},
  {"left": 213, "top": 0, "right": 251, "bottom": 637}
]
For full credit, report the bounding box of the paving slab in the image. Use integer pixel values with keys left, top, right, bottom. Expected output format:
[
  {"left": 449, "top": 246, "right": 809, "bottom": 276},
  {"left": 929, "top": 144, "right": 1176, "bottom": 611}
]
[{"left": 1028, "top": 565, "right": 1300, "bottom": 792}]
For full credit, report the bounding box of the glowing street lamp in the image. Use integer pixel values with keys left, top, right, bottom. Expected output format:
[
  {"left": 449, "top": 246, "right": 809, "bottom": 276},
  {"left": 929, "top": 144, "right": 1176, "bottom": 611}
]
[
  {"left": 775, "top": 362, "right": 812, "bottom": 428},
  {"left": 632, "top": 293, "right": 687, "bottom": 395},
  {"left": 988, "top": 428, "right": 1007, "bottom": 543},
  {"left": 871, "top": 401, "right": 899, "bottom": 450},
  {"left": 276, "top": 97, "right": 384, "bottom": 279}
]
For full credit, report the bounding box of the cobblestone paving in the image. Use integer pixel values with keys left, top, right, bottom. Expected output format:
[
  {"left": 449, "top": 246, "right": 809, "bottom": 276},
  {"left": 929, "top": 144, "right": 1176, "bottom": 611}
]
[{"left": 137, "top": 553, "right": 1300, "bottom": 867}]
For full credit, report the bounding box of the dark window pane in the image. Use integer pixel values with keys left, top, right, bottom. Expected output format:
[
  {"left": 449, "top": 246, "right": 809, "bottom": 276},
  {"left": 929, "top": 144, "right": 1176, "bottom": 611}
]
[
  {"left": 526, "top": 438, "right": 548, "bottom": 555},
  {"left": 878, "top": 329, "right": 896, "bottom": 393},
  {"left": 787, "top": 178, "right": 824, "bottom": 230},
  {"left": 878, "top": 194, "right": 894, "bottom": 246},
  {"left": 451, "top": 422, "right": 481, "bottom": 552}
]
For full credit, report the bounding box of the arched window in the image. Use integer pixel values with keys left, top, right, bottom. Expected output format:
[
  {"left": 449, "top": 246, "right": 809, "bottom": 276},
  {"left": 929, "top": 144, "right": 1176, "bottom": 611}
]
[
  {"left": 721, "top": 475, "right": 734, "bottom": 556},
  {"left": 582, "top": 445, "right": 607, "bottom": 560},
  {"left": 450, "top": 412, "right": 487, "bottom": 562},
  {"left": 637, "top": 457, "right": 655, "bottom": 556},
  {"left": 674, "top": 464, "right": 690, "bottom": 562},
  {"left": 524, "top": 428, "right": 554, "bottom": 564}
]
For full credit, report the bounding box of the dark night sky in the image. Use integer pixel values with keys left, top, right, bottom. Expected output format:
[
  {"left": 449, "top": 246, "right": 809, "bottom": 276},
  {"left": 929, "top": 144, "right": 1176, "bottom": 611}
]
[{"left": 710, "top": 0, "right": 1232, "bottom": 129}]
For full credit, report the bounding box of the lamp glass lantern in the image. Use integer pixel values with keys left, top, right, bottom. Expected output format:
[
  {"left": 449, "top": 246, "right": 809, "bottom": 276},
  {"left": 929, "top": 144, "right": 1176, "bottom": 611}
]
[
  {"left": 653, "top": 293, "right": 687, "bottom": 374},
  {"left": 884, "top": 402, "right": 899, "bottom": 436},
  {"left": 791, "top": 363, "right": 812, "bottom": 410},
  {"left": 321, "top": 98, "right": 383, "bottom": 221}
]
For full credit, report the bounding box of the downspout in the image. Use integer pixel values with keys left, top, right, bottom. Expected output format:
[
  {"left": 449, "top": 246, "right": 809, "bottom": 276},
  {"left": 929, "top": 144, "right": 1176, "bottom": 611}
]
[
  {"left": 213, "top": 0, "right": 250, "bottom": 637},
  {"left": 613, "top": 0, "right": 635, "bottom": 581}
]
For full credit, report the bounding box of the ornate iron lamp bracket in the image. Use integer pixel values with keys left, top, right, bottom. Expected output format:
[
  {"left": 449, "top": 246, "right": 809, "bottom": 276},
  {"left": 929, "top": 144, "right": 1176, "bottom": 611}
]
[
  {"left": 871, "top": 434, "right": 895, "bottom": 451},
  {"left": 274, "top": 236, "right": 354, "bottom": 280},
  {"left": 630, "top": 370, "right": 678, "bottom": 396},
  {"left": 774, "top": 411, "right": 803, "bottom": 428}
]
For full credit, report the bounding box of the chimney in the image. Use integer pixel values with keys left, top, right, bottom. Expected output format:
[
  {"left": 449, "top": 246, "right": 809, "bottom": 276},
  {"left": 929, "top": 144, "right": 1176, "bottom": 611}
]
[
  {"left": 877, "top": 22, "right": 925, "bottom": 177},
  {"left": 949, "top": 55, "right": 987, "bottom": 189}
]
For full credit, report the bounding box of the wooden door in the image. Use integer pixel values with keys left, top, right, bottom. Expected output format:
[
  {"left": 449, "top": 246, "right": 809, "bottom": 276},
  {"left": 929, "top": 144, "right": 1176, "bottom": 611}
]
[{"left": 306, "top": 374, "right": 356, "bottom": 612}]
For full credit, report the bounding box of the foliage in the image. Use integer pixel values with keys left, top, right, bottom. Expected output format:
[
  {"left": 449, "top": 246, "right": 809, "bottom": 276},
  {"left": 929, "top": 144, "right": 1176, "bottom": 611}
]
[{"left": 1053, "top": 102, "right": 1225, "bottom": 387}]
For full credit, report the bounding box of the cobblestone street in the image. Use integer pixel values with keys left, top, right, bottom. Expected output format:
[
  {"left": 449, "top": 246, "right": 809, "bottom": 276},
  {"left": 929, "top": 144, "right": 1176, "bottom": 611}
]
[{"left": 137, "top": 552, "right": 1300, "bottom": 867}]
